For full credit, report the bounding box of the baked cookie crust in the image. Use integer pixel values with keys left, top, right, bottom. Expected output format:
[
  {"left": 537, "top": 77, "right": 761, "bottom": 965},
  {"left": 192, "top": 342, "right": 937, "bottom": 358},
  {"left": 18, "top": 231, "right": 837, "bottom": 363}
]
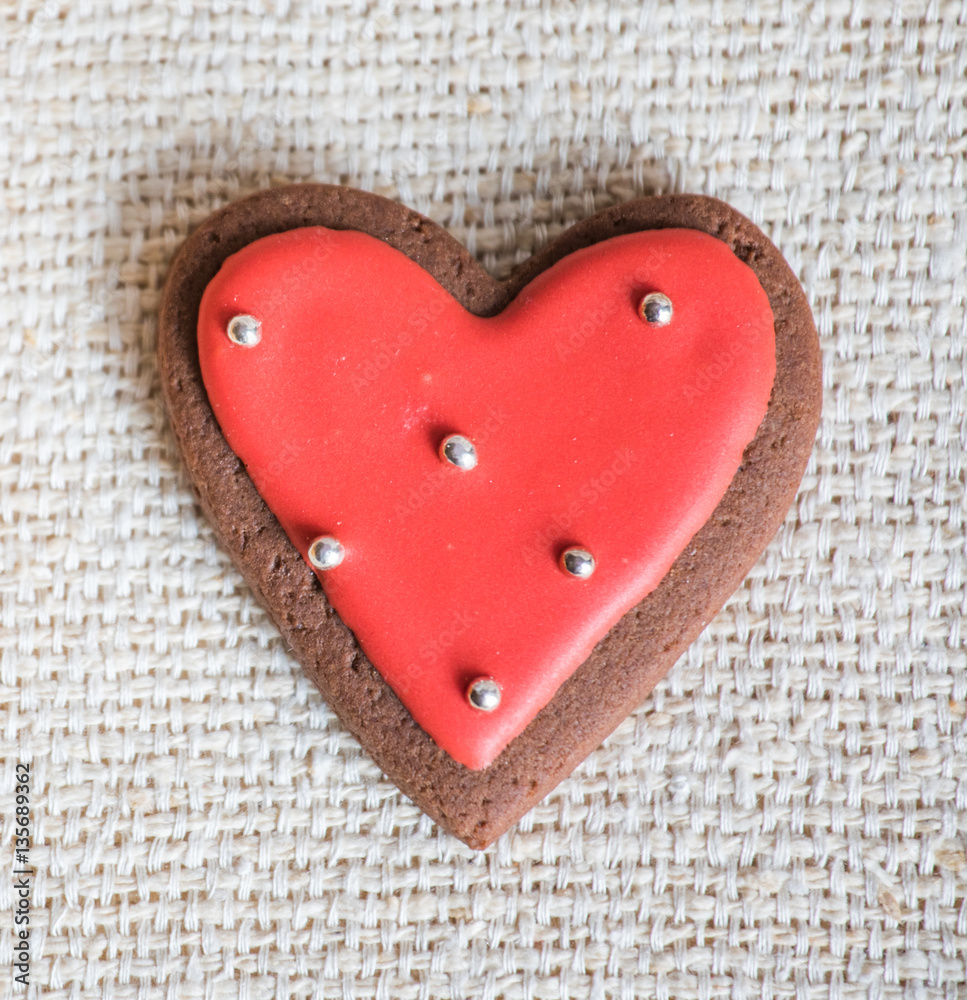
[{"left": 159, "top": 185, "right": 821, "bottom": 849}]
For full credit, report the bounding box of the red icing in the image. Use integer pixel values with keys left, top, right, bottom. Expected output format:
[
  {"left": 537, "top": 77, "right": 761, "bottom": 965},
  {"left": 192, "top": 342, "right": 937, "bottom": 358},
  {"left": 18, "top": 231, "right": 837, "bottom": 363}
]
[{"left": 198, "top": 226, "right": 775, "bottom": 770}]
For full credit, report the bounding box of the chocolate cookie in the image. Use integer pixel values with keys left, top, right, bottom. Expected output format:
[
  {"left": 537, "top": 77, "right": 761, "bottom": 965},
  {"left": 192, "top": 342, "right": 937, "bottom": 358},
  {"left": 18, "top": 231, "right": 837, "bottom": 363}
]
[{"left": 158, "top": 184, "right": 821, "bottom": 848}]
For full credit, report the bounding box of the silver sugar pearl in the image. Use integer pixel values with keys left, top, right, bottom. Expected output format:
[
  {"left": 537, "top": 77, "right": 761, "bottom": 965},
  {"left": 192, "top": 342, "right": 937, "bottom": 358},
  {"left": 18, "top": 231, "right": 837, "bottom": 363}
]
[
  {"left": 467, "top": 677, "right": 501, "bottom": 712},
  {"left": 307, "top": 535, "right": 345, "bottom": 570},
  {"left": 440, "top": 434, "right": 478, "bottom": 470},
  {"left": 639, "top": 292, "right": 673, "bottom": 327},
  {"left": 560, "top": 547, "right": 596, "bottom": 579},
  {"left": 227, "top": 314, "right": 262, "bottom": 346}
]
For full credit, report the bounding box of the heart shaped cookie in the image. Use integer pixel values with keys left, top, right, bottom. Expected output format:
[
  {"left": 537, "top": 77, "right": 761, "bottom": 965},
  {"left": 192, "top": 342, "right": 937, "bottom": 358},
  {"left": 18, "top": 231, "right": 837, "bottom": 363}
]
[{"left": 159, "top": 185, "right": 821, "bottom": 847}]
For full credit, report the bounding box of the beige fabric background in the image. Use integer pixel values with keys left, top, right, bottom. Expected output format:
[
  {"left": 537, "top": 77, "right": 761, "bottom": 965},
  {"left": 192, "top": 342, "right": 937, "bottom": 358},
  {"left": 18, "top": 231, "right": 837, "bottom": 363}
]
[{"left": 2, "top": 1, "right": 966, "bottom": 998}]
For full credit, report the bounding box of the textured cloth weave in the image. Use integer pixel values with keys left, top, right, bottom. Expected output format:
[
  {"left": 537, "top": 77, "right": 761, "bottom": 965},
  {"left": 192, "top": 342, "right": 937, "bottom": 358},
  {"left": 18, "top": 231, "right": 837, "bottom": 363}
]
[{"left": 1, "top": 2, "right": 966, "bottom": 998}]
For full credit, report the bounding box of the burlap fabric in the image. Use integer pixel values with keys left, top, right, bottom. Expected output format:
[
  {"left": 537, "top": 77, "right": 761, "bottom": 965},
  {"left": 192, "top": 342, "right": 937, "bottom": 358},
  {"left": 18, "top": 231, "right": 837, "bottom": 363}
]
[{"left": 2, "top": 2, "right": 966, "bottom": 998}]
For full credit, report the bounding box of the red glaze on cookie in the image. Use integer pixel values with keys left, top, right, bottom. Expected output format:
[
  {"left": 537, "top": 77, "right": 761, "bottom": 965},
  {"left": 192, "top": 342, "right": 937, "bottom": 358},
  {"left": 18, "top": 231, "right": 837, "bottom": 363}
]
[{"left": 198, "top": 227, "right": 775, "bottom": 770}]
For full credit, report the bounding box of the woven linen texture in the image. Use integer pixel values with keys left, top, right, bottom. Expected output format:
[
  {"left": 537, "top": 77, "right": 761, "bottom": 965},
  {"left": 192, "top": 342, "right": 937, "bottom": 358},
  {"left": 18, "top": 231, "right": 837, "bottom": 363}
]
[{"left": 1, "top": 2, "right": 966, "bottom": 998}]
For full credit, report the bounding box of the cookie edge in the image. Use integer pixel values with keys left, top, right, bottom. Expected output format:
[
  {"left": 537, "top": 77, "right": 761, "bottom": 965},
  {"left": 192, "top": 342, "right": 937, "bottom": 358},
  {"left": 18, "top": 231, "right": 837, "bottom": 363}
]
[{"left": 158, "top": 184, "right": 822, "bottom": 849}]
